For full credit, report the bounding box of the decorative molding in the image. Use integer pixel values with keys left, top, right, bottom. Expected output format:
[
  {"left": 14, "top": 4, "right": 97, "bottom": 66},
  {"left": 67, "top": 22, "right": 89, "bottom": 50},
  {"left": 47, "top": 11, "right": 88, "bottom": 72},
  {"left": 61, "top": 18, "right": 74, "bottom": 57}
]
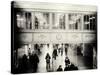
[
  {"left": 56, "top": 34, "right": 62, "bottom": 40},
  {"left": 13, "top": 1, "right": 97, "bottom": 12}
]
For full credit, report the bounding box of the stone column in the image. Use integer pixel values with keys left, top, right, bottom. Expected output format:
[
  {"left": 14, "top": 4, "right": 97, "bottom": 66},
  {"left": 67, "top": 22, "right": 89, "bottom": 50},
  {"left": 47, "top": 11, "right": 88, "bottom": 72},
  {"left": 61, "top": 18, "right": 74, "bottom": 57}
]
[
  {"left": 31, "top": 12, "right": 35, "bottom": 29},
  {"left": 54, "top": 13, "right": 59, "bottom": 28},
  {"left": 82, "top": 43, "right": 85, "bottom": 56},
  {"left": 81, "top": 14, "right": 84, "bottom": 31},
  {"left": 65, "top": 14, "right": 69, "bottom": 30},
  {"left": 22, "top": 12, "right": 26, "bottom": 29},
  {"left": 49, "top": 13, "right": 52, "bottom": 29}
]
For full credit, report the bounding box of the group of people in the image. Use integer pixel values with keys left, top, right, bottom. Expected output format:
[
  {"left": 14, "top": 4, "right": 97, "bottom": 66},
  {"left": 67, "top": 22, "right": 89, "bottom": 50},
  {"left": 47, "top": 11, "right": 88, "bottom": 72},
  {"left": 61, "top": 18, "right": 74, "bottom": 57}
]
[
  {"left": 44, "top": 44, "right": 68, "bottom": 72},
  {"left": 29, "top": 52, "right": 39, "bottom": 72},
  {"left": 16, "top": 43, "right": 80, "bottom": 73},
  {"left": 57, "top": 56, "right": 78, "bottom": 71},
  {"left": 52, "top": 45, "right": 67, "bottom": 60},
  {"left": 17, "top": 51, "right": 39, "bottom": 73},
  {"left": 45, "top": 47, "right": 64, "bottom": 72},
  {"left": 45, "top": 51, "right": 78, "bottom": 72}
]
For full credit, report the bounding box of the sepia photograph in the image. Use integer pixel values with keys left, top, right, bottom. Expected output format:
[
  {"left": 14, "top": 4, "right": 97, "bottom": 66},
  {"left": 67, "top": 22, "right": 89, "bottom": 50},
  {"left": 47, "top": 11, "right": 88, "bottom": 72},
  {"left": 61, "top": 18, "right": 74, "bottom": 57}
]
[{"left": 11, "top": 1, "right": 97, "bottom": 74}]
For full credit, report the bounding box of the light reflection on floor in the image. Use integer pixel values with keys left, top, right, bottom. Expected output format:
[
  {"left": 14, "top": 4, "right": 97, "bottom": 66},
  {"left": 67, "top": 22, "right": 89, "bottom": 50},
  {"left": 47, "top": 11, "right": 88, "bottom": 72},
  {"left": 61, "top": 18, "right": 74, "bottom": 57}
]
[{"left": 37, "top": 44, "right": 89, "bottom": 72}]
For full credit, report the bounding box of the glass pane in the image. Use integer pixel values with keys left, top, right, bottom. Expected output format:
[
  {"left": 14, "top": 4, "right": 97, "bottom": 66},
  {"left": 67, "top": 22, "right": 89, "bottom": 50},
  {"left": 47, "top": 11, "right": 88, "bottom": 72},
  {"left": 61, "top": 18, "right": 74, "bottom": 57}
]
[
  {"left": 90, "top": 19, "right": 93, "bottom": 30},
  {"left": 34, "top": 12, "right": 49, "bottom": 29},
  {"left": 89, "top": 14, "right": 96, "bottom": 30},
  {"left": 84, "top": 15, "right": 87, "bottom": 22},
  {"left": 16, "top": 12, "right": 32, "bottom": 29},
  {"left": 84, "top": 15, "right": 90, "bottom": 30},
  {"left": 59, "top": 14, "right": 65, "bottom": 29},
  {"left": 87, "top": 15, "right": 89, "bottom": 21},
  {"left": 52, "top": 13, "right": 65, "bottom": 29},
  {"left": 93, "top": 18, "right": 96, "bottom": 30},
  {"left": 69, "top": 14, "right": 81, "bottom": 30},
  {"left": 25, "top": 12, "right": 32, "bottom": 29},
  {"left": 84, "top": 24, "right": 89, "bottom": 30},
  {"left": 16, "top": 12, "right": 26, "bottom": 29}
]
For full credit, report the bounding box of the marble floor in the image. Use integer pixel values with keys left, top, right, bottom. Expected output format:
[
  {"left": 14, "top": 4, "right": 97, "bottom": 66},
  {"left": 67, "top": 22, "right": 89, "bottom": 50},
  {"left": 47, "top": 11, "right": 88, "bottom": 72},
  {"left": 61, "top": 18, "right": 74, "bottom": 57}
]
[{"left": 36, "top": 45, "right": 93, "bottom": 73}]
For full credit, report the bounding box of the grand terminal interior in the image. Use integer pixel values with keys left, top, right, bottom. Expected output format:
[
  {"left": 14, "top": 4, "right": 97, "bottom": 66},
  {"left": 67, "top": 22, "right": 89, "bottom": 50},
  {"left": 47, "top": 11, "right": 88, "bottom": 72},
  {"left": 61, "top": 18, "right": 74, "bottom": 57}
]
[{"left": 11, "top": 1, "right": 97, "bottom": 74}]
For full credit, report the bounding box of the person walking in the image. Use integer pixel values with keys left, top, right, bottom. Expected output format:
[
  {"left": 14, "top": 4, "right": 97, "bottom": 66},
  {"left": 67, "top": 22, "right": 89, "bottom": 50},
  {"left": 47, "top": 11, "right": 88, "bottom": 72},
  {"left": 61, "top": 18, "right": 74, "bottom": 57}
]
[{"left": 45, "top": 53, "right": 51, "bottom": 71}]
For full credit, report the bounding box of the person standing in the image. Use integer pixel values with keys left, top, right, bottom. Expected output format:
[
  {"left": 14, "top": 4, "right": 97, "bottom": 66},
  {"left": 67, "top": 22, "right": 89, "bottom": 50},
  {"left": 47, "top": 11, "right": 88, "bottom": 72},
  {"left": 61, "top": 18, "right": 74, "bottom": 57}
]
[
  {"left": 29, "top": 52, "right": 39, "bottom": 72},
  {"left": 65, "top": 44, "right": 68, "bottom": 56},
  {"left": 33, "top": 53, "right": 39, "bottom": 72},
  {"left": 45, "top": 53, "right": 51, "bottom": 71},
  {"left": 61, "top": 46, "right": 63, "bottom": 56},
  {"left": 21, "top": 54, "right": 28, "bottom": 72},
  {"left": 65, "top": 57, "right": 70, "bottom": 66},
  {"left": 53, "top": 49, "right": 58, "bottom": 60}
]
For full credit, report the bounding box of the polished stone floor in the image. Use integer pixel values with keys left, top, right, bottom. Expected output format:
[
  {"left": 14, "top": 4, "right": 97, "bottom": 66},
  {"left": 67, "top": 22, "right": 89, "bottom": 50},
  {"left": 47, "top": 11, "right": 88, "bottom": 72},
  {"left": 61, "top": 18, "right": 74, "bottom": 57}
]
[
  {"left": 36, "top": 45, "right": 94, "bottom": 72},
  {"left": 14, "top": 45, "right": 95, "bottom": 73}
]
